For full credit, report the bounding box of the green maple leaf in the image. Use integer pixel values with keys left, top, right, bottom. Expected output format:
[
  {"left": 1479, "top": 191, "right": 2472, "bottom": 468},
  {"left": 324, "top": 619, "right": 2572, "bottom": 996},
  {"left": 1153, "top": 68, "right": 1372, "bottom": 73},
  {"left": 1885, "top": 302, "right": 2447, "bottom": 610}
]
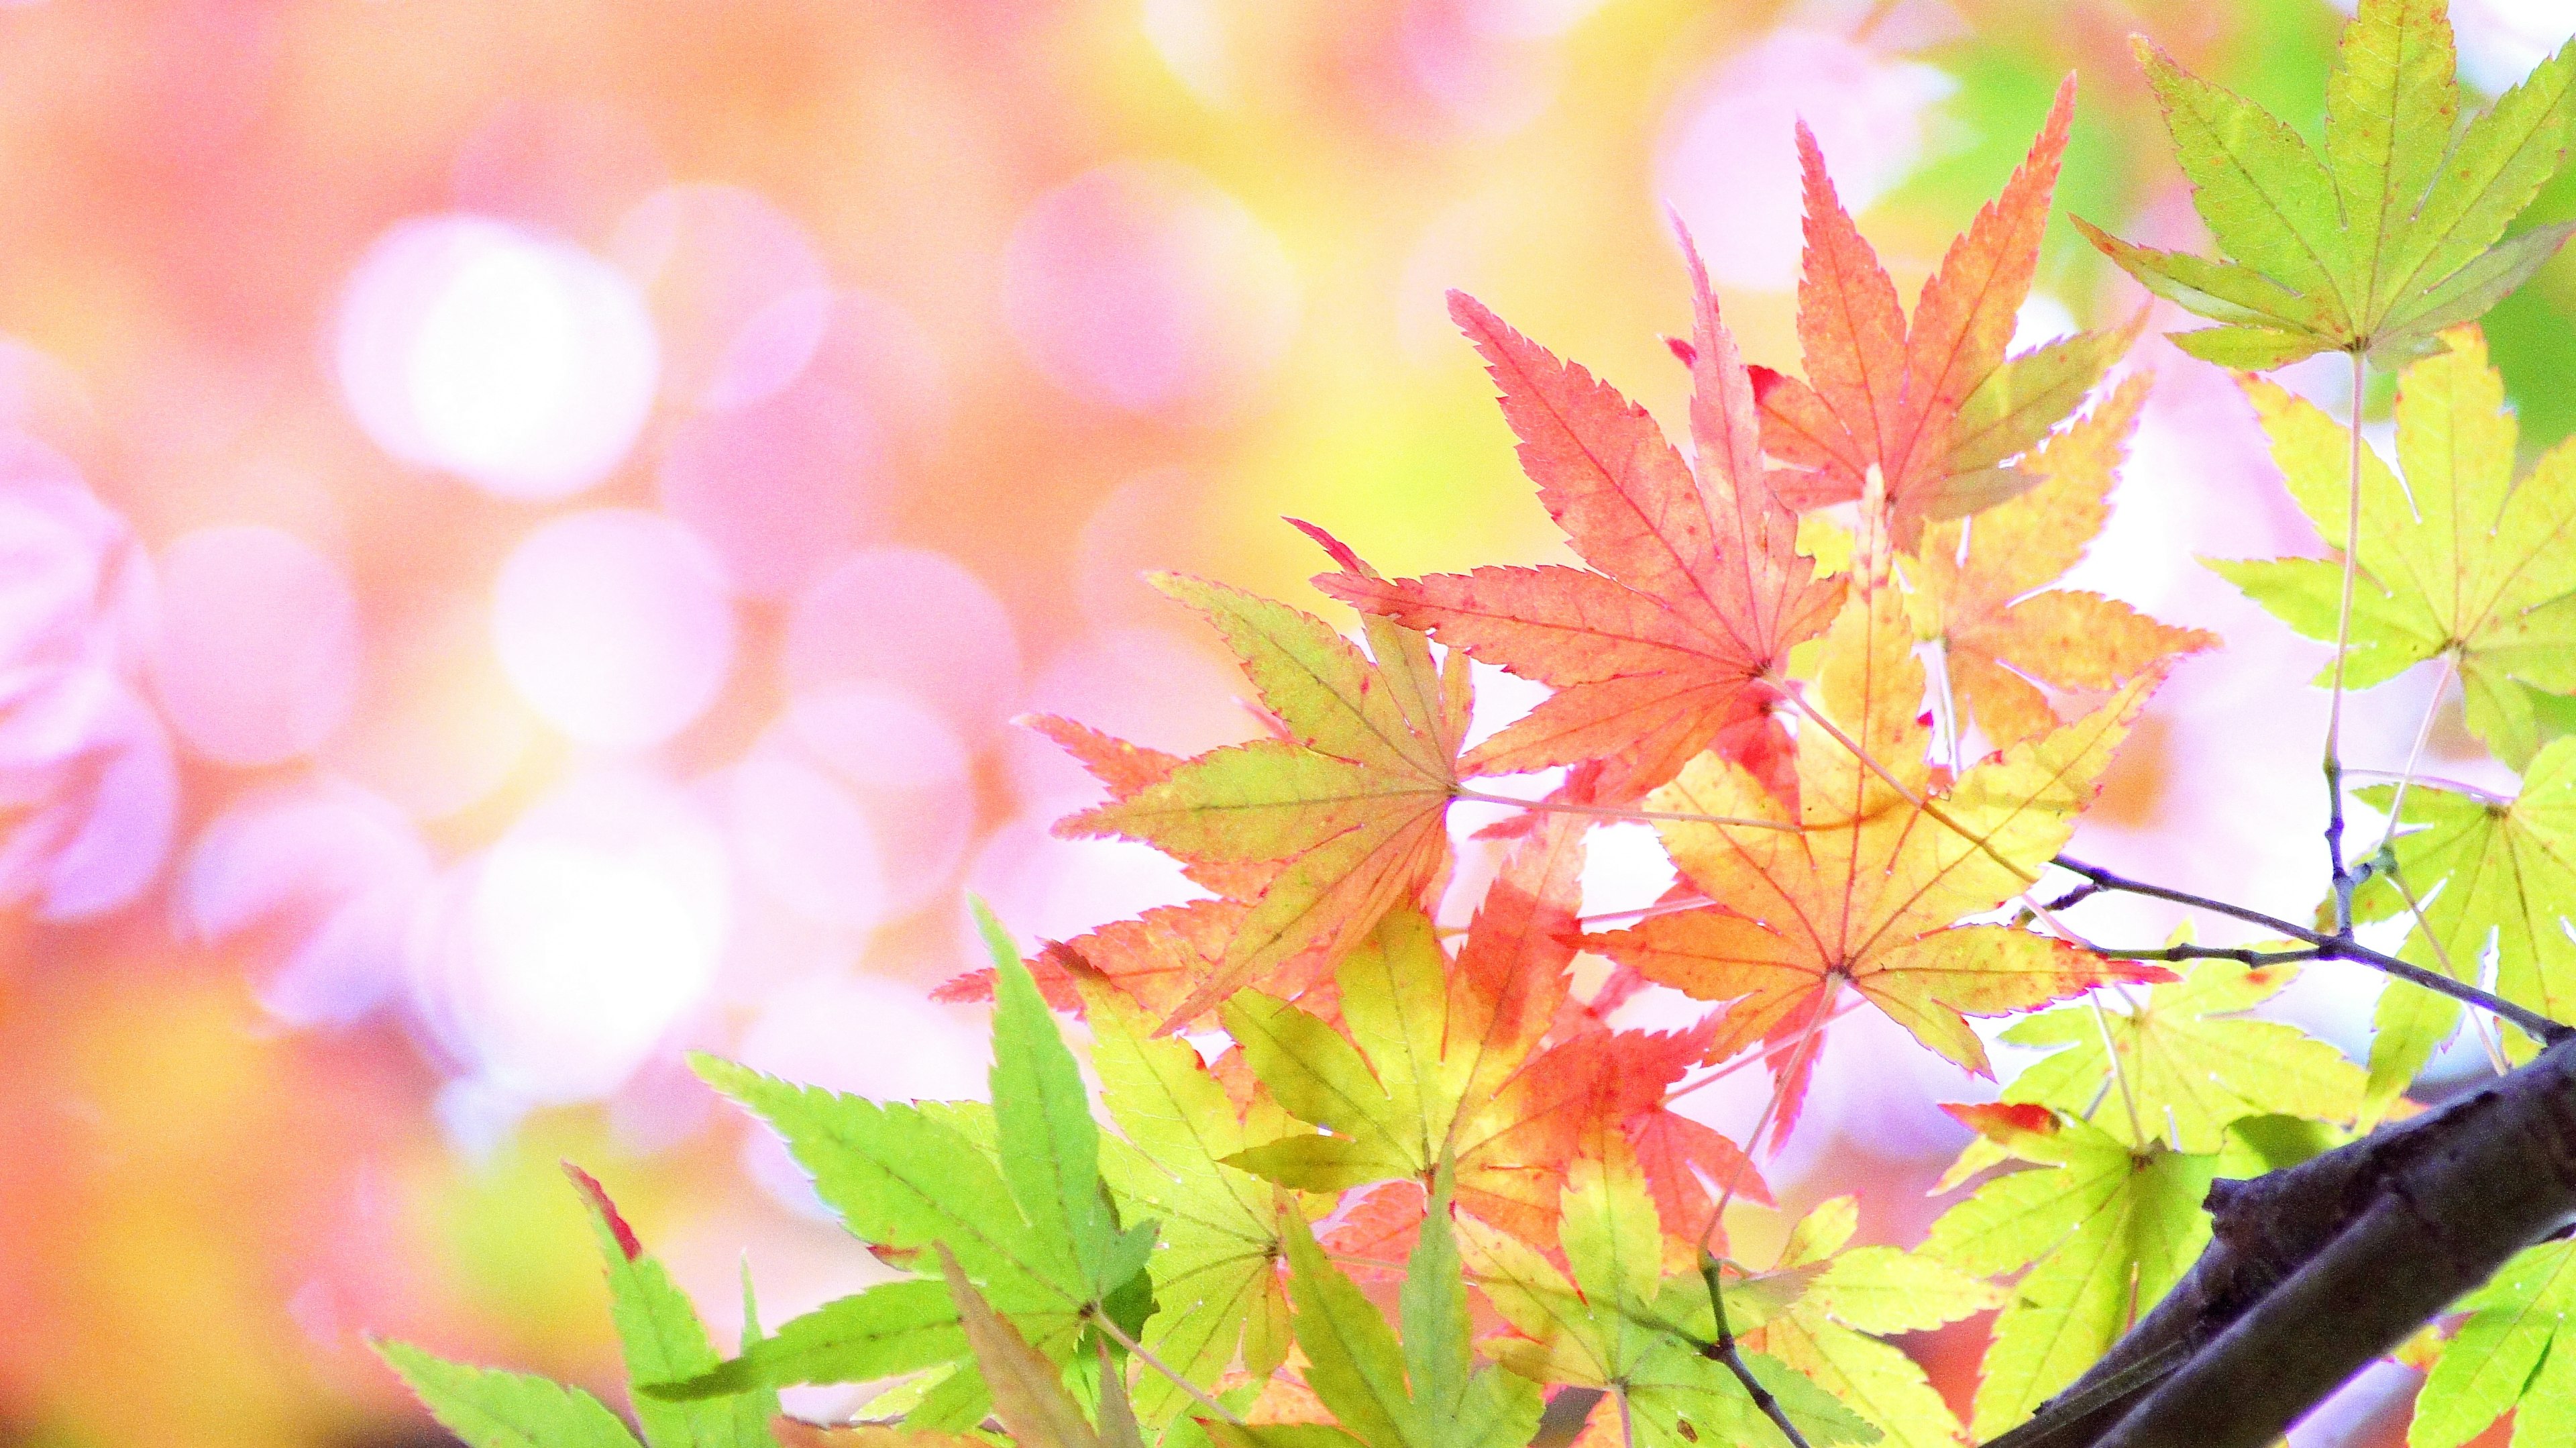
[
  {"left": 381, "top": 1172, "right": 777, "bottom": 1448},
  {"left": 939, "top": 1247, "right": 1150, "bottom": 1448},
  {"left": 1208, "top": 1163, "right": 1545, "bottom": 1448},
  {"left": 1999, "top": 954, "right": 2365, "bottom": 1152},
  {"left": 2078, "top": 0, "right": 2576, "bottom": 368},
  {"left": 1084, "top": 982, "right": 1297, "bottom": 1427},
  {"left": 374, "top": 1341, "right": 645, "bottom": 1448},
  {"left": 1456, "top": 1139, "right": 1874, "bottom": 1448},
  {"left": 659, "top": 909, "right": 1156, "bottom": 1432},
  {"left": 1750, "top": 1197, "right": 2003, "bottom": 1448},
  {"left": 2209, "top": 328, "right": 2576, "bottom": 766},
  {"left": 2349, "top": 738, "right": 2576, "bottom": 1115},
  {"left": 2412, "top": 1239, "right": 2576, "bottom": 1448},
  {"left": 566, "top": 1167, "right": 778, "bottom": 1448},
  {"left": 1921, "top": 1107, "right": 2218, "bottom": 1440}
]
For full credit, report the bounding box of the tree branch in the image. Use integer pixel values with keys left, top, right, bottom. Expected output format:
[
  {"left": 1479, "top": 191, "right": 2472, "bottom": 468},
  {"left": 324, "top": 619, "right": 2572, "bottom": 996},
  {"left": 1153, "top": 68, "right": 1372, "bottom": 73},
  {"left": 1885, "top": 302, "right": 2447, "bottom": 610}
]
[
  {"left": 1699, "top": 1253, "right": 1813, "bottom": 1448},
  {"left": 1981, "top": 1032, "right": 2576, "bottom": 1448},
  {"left": 2050, "top": 855, "right": 2571, "bottom": 1045}
]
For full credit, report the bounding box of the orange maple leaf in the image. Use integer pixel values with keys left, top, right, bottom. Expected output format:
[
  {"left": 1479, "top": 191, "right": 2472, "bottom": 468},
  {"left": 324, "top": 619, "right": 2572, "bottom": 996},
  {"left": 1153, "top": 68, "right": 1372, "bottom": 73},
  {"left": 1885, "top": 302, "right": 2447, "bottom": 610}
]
[
  {"left": 1321, "top": 238, "right": 1839, "bottom": 804},
  {"left": 1585, "top": 587, "right": 2174, "bottom": 1137},
  {"left": 1057, "top": 550, "right": 1468, "bottom": 1028},
  {"left": 1911, "top": 374, "right": 2220, "bottom": 748},
  {"left": 1754, "top": 76, "right": 2136, "bottom": 548}
]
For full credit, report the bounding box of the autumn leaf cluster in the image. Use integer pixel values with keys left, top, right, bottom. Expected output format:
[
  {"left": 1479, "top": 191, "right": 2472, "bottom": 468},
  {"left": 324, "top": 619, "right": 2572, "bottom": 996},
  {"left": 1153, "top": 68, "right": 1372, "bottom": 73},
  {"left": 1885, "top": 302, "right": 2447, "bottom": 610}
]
[{"left": 378, "top": 3, "right": 2576, "bottom": 1447}]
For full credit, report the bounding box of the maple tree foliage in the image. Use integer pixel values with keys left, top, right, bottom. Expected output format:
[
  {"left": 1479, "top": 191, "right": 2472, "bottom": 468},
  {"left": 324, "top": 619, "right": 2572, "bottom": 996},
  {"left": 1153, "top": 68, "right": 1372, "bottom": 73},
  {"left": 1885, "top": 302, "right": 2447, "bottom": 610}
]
[{"left": 378, "top": 4, "right": 2576, "bottom": 1447}]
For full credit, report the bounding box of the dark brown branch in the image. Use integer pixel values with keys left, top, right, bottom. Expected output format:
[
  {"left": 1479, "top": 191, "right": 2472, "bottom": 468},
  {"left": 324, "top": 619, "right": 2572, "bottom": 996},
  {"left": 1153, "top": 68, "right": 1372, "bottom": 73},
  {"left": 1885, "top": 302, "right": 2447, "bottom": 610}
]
[
  {"left": 2051, "top": 856, "right": 2572, "bottom": 1045},
  {"left": 1699, "top": 1254, "right": 1813, "bottom": 1448},
  {"left": 1980, "top": 1033, "right": 2576, "bottom": 1448}
]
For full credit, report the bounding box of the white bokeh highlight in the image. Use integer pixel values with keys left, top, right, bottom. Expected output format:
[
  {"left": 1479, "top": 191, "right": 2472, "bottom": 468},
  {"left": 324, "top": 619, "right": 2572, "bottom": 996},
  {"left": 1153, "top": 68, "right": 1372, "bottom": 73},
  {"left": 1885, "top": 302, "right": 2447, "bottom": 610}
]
[
  {"left": 338, "top": 215, "right": 659, "bottom": 502},
  {"left": 412, "top": 771, "right": 732, "bottom": 1104},
  {"left": 492, "top": 508, "right": 735, "bottom": 749}
]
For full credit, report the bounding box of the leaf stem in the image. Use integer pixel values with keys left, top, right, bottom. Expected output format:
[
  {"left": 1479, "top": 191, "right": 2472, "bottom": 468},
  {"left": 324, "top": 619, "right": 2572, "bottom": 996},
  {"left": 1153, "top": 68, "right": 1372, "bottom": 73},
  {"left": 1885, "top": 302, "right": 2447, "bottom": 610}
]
[
  {"left": 2369, "top": 648, "right": 2459, "bottom": 860},
  {"left": 1452, "top": 789, "right": 1799, "bottom": 833},
  {"left": 2050, "top": 855, "right": 2571, "bottom": 1043},
  {"left": 1697, "top": 1253, "right": 1814, "bottom": 1448},
  {"left": 2379, "top": 860, "right": 2511, "bottom": 1076},
  {"left": 2323, "top": 346, "right": 2369, "bottom": 935},
  {"left": 1701, "top": 978, "right": 1841, "bottom": 1254},
  {"left": 1084, "top": 1306, "right": 1242, "bottom": 1426},
  {"left": 2088, "top": 994, "right": 2148, "bottom": 1148}
]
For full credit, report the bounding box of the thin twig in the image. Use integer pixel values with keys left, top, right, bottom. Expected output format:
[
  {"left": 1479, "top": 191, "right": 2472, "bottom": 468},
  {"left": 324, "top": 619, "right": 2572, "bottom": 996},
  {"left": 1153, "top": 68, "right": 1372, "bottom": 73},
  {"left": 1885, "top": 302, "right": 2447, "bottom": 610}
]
[
  {"left": 2322, "top": 347, "right": 2369, "bottom": 934},
  {"left": 2051, "top": 855, "right": 2571, "bottom": 1043},
  {"left": 2094, "top": 943, "right": 2321, "bottom": 968},
  {"left": 1699, "top": 1253, "right": 1814, "bottom": 1448},
  {"left": 1618, "top": 1385, "right": 1638, "bottom": 1448},
  {"left": 1454, "top": 788, "right": 1799, "bottom": 833},
  {"left": 1085, "top": 1306, "right": 1242, "bottom": 1425}
]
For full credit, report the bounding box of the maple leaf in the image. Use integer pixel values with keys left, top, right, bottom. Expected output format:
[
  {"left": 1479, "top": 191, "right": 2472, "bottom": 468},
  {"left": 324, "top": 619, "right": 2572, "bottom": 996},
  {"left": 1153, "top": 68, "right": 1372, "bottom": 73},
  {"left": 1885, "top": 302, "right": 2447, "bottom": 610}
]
[
  {"left": 1909, "top": 375, "right": 2218, "bottom": 748},
  {"left": 1999, "top": 955, "right": 2365, "bottom": 1152},
  {"left": 1921, "top": 1106, "right": 2219, "bottom": 1440},
  {"left": 657, "top": 915, "right": 1158, "bottom": 1433},
  {"left": 1457, "top": 1137, "right": 1874, "bottom": 1448},
  {"left": 1059, "top": 560, "right": 1470, "bottom": 1027},
  {"left": 2079, "top": 0, "right": 2576, "bottom": 368},
  {"left": 1220, "top": 813, "right": 1758, "bottom": 1244},
  {"left": 1585, "top": 588, "right": 2175, "bottom": 1133},
  {"left": 2347, "top": 739, "right": 2576, "bottom": 1116},
  {"left": 2410, "top": 1238, "right": 2576, "bottom": 1448},
  {"left": 1746, "top": 1196, "right": 2004, "bottom": 1448},
  {"left": 1207, "top": 1163, "right": 1544, "bottom": 1448},
  {"left": 1318, "top": 236, "right": 1839, "bottom": 805},
  {"left": 1754, "top": 76, "right": 2136, "bottom": 545},
  {"left": 2210, "top": 326, "right": 2576, "bottom": 767},
  {"left": 1085, "top": 981, "right": 1300, "bottom": 1425},
  {"left": 378, "top": 1172, "right": 780, "bottom": 1448}
]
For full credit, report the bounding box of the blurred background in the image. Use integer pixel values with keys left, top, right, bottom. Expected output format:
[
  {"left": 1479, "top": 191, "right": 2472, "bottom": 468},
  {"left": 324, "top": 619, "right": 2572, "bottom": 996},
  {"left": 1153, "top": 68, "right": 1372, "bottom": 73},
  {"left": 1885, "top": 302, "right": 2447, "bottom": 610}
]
[{"left": 1, "top": 0, "right": 2570, "bottom": 1444}]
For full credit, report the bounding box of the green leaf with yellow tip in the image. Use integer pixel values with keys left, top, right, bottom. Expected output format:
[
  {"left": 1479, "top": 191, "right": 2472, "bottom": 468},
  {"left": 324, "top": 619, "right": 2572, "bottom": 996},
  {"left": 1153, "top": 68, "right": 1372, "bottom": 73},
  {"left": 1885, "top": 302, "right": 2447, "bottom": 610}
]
[
  {"left": 1085, "top": 984, "right": 1297, "bottom": 1425},
  {"left": 2083, "top": 0, "right": 2576, "bottom": 363},
  {"left": 2212, "top": 328, "right": 2576, "bottom": 766}
]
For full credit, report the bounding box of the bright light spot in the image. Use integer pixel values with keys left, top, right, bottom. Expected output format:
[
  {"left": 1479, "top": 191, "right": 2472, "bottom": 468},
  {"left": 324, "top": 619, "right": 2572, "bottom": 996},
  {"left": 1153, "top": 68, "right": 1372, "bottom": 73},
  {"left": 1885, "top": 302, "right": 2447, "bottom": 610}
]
[
  {"left": 492, "top": 509, "right": 735, "bottom": 749},
  {"left": 1003, "top": 161, "right": 1300, "bottom": 418},
  {"left": 150, "top": 525, "right": 360, "bottom": 766},
  {"left": 784, "top": 548, "right": 1022, "bottom": 737},
  {"left": 415, "top": 772, "right": 731, "bottom": 1104},
  {"left": 1659, "top": 31, "right": 1954, "bottom": 290},
  {"left": 179, "top": 780, "right": 433, "bottom": 1027},
  {"left": 725, "top": 750, "right": 890, "bottom": 931},
  {"left": 337, "top": 215, "right": 658, "bottom": 503}
]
